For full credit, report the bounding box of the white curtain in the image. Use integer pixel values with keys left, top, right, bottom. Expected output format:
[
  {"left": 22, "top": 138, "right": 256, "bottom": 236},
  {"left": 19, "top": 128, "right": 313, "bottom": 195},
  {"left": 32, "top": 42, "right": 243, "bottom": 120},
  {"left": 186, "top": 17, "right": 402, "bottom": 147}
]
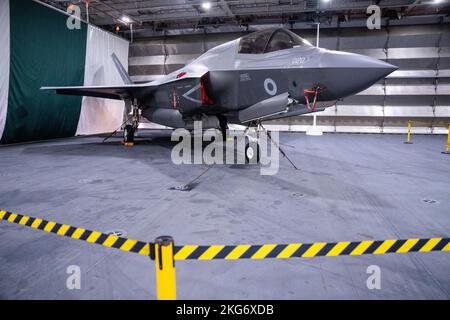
[
  {"left": 76, "top": 25, "right": 129, "bottom": 135},
  {"left": 0, "top": 0, "right": 10, "bottom": 140}
]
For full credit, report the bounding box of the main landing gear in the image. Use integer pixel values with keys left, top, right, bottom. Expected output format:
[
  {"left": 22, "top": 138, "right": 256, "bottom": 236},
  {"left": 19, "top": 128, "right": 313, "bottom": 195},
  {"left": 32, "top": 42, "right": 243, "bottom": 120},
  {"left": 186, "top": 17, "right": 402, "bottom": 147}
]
[
  {"left": 123, "top": 124, "right": 136, "bottom": 145},
  {"left": 101, "top": 99, "right": 141, "bottom": 146},
  {"left": 217, "top": 115, "right": 228, "bottom": 142},
  {"left": 122, "top": 99, "right": 141, "bottom": 147}
]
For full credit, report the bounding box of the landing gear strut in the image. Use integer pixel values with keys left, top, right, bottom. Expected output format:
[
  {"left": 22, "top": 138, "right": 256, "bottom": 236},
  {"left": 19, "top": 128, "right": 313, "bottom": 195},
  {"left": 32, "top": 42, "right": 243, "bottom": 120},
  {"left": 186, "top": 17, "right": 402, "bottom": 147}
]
[
  {"left": 123, "top": 99, "right": 141, "bottom": 147},
  {"left": 244, "top": 122, "right": 260, "bottom": 164},
  {"left": 123, "top": 124, "right": 135, "bottom": 144},
  {"left": 241, "top": 121, "right": 299, "bottom": 169},
  {"left": 217, "top": 115, "right": 228, "bottom": 142}
]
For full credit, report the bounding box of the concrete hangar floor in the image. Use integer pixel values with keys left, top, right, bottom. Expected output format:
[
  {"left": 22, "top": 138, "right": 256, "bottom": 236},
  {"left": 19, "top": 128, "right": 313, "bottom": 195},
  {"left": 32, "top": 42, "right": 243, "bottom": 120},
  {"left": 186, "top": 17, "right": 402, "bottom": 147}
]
[{"left": 0, "top": 130, "right": 449, "bottom": 299}]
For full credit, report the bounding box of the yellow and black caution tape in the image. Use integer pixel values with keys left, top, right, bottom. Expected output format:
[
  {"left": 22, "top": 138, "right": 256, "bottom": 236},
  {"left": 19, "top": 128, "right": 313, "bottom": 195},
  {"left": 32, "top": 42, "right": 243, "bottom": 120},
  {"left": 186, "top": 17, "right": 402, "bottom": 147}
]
[
  {"left": 0, "top": 210, "right": 151, "bottom": 256},
  {"left": 1, "top": 210, "right": 449, "bottom": 261},
  {"left": 173, "top": 238, "right": 450, "bottom": 260}
]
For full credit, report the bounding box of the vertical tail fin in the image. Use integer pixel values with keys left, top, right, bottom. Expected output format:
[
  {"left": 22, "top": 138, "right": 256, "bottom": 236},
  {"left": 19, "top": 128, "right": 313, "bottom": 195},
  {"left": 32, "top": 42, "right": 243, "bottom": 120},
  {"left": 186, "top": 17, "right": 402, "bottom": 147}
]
[{"left": 111, "top": 53, "right": 133, "bottom": 85}]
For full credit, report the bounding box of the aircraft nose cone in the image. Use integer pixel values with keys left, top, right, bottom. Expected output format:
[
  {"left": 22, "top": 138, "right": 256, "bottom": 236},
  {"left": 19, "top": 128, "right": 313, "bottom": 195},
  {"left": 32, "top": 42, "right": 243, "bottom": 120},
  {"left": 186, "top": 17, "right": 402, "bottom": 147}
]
[{"left": 320, "top": 50, "right": 398, "bottom": 98}]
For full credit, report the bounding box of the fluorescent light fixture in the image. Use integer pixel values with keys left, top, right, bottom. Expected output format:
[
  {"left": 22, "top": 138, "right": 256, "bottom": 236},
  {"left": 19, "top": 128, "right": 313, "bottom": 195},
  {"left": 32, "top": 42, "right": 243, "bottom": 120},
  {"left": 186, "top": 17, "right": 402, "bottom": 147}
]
[
  {"left": 202, "top": 2, "right": 212, "bottom": 10},
  {"left": 121, "top": 15, "right": 132, "bottom": 23}
]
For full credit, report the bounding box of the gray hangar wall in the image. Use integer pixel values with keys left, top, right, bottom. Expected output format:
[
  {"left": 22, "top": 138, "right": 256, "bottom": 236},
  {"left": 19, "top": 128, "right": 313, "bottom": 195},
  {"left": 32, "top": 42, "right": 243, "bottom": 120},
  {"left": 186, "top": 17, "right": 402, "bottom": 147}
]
[{"left": 129, "top": 20, "right": 450, "bottom": 134}]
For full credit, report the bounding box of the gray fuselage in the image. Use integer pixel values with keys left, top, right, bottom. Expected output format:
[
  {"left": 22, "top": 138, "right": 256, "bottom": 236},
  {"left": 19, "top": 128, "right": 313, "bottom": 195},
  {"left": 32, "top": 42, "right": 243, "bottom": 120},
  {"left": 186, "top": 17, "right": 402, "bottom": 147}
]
[{"left": 140, "top": 28, "right": 396, "bottom": 127}]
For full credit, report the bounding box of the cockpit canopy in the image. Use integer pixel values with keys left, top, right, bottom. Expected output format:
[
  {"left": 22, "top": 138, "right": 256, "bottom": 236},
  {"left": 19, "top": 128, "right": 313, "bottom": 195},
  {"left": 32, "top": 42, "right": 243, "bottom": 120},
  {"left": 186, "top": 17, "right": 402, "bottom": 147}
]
[{"left": 238, "top": 28, "right": 312, "bottom": 54}]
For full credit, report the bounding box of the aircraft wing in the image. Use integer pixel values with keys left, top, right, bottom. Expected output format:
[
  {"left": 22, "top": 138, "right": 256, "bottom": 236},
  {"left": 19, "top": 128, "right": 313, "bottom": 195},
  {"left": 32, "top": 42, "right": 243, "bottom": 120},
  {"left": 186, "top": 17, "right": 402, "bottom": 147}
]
[{"left": 40, "top": 83, "right": 154, "bottom": 101}]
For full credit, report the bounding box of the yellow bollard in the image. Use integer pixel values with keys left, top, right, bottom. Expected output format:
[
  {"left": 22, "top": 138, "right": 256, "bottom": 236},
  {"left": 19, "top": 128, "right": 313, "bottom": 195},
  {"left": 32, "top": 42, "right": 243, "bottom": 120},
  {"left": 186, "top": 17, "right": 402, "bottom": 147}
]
[
  {"left": 154, "top": 236, "right": 177, "bottom": 300},
  {"left": 443, "top": 124, "right": 450, "bottom": 155},
  {"left": 404, "top": 120, "right": 413, "bottom": 144}
]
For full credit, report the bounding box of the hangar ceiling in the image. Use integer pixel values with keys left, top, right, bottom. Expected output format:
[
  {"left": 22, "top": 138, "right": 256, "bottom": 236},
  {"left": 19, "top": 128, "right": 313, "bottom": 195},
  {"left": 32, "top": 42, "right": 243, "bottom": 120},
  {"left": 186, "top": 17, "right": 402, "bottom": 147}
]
[{"left": 40, "top": 0, "right": 450, "bottom": 38}]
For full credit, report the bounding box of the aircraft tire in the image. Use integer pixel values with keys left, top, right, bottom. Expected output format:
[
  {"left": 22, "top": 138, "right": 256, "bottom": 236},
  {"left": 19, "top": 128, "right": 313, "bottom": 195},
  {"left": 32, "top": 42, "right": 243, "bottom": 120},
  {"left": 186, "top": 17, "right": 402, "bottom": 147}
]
[
  {"left": 124, "top": 124, "right": 135, "bottom": 143},
  {"left": 245, "top": 141, "right": 260, "bottom": 164}
]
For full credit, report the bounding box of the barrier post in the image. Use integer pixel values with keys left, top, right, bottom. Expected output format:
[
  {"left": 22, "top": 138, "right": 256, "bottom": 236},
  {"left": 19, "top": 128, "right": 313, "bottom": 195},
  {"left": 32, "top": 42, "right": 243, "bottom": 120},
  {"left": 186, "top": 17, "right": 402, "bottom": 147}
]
[
  {"left": 154, "top": 236, "right": 177, "bottom": 300},
  {"left": 443, "top": 124, "right": 450, "bottom": 155},
  {"left": 404, "top": 120, "right": 413, "bottom": 144}
]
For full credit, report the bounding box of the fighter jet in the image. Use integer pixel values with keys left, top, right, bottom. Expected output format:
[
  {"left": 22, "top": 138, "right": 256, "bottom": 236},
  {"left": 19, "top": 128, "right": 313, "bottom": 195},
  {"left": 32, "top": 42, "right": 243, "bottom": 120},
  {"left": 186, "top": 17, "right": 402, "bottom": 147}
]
[{"left": 42, "top": 28, "right": 397, "bottom": 144}]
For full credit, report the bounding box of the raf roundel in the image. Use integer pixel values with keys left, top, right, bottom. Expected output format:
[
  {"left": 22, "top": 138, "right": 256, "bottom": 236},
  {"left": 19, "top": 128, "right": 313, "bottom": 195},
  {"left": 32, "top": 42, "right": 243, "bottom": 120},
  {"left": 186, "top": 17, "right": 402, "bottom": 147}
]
[{"left": 264, "top": 78, "right": 277, "bottom": 96}]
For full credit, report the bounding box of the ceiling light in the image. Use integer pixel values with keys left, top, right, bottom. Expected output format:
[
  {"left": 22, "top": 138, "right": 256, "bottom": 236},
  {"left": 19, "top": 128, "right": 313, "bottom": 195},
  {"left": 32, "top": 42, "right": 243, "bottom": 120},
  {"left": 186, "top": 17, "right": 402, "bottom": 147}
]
[
  {"left": 202, "top": 2, "right": 212, "bottom": 10},
  {"left": 121, "top": 16, "right": 132, "bottom": 24}
]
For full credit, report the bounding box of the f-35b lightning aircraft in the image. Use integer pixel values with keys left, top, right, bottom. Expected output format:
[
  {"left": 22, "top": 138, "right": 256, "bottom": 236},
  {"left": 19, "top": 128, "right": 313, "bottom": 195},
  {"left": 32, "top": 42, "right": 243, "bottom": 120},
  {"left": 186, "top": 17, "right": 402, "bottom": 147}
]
[{"left": 42, "top": 28, "right": 397, "bottom": 143}]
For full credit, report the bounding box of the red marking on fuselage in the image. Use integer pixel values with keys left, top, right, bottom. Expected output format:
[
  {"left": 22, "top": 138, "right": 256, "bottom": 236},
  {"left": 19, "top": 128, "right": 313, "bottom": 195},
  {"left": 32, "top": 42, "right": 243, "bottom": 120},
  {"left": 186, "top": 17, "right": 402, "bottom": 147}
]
[
  {"left": 200, "top": 74, "right": 214, "bottom": 105},
  {"left": 172, "top": 88, "right": 177, "bottom": 109}
]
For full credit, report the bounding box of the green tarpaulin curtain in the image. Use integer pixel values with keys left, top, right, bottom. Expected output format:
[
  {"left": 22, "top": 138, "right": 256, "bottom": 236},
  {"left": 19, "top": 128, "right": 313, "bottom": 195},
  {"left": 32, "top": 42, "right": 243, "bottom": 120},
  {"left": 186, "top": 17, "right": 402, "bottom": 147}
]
[{"left": 1, "top": 0, "right": 87, "bottom": 144}]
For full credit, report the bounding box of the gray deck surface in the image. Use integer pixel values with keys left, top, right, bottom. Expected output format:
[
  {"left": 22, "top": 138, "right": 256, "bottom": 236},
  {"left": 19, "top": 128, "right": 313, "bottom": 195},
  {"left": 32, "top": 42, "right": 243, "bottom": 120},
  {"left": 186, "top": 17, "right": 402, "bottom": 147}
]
[{"left": 0, "top": 131, "right": 449, "bottom": 300}]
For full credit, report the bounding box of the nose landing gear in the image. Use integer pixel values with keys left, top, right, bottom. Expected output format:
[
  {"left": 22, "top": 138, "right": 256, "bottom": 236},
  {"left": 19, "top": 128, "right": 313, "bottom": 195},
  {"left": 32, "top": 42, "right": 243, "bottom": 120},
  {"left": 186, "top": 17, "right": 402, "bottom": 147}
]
[
  {"left": 240, "top": 122, "right": 261, "bottom": 164},
  {"left": 241, "top": 121, "right": 299, "bottom": 169}
]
